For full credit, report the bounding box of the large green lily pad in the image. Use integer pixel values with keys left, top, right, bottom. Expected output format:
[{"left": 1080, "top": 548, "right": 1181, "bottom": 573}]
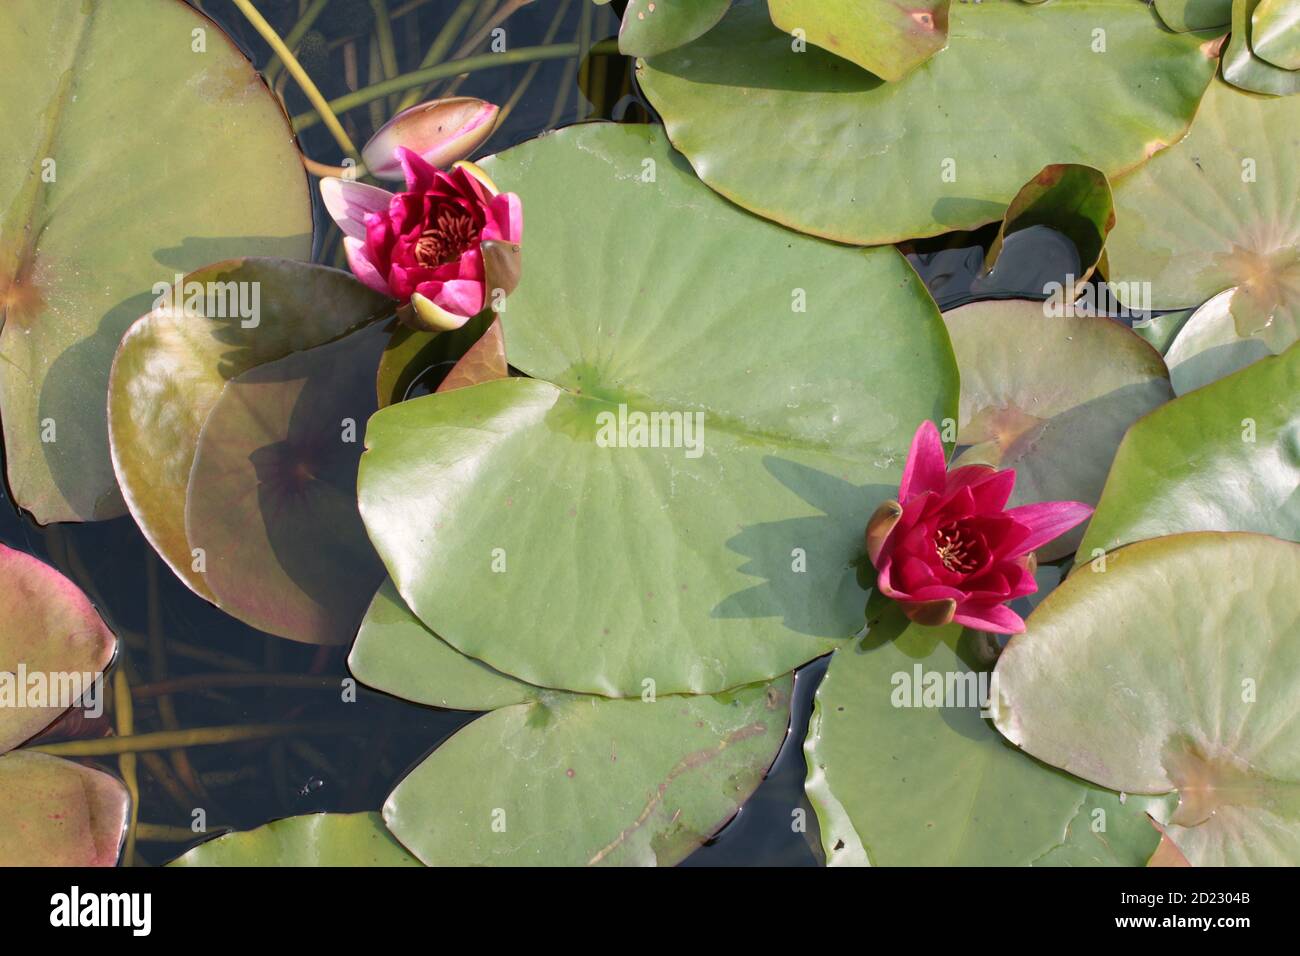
[
  {"left": 169, "top": 812, "right": 422, "bottom": 866},
  {"left": 618, "top": 0, "right": 733, "bottom": 58},
  {"left": 384, "top": 677, "right": 792, "bottom": 865},
  {"left": 1153, "top": 0, "right": 1232, "bottom": 31},
  {"left": 0, "top": 542, "right": 116, "bottom": 753},
  {"left": 109, "top": 260, "right": 392, "bottom": 643},
  {"left": 1223, "top": 0, "right": 1300, "bottom": 95},
  {"left": 805, "top": 619, "right": 1168, "bottom": 865},
  {"left": 349, "top": 579, "right": 537, "bottom": 711},
  {"left": 1164, "top": 288, "right": 1279, "bottom": 393},
  {"left": 994, "top": 532, "right": 1300, "bottom": 865},
  {"left": 358, "top": 122, "right": 957, "bottom": 696},
  {"left": 1108, "top": 78, "right": 1300, "bottom": 353},
  {"left": 639, "top": 0, "right": 1216, "bottom": 244},
  {"left": 1077, "top": 344, "right": 1300, "bottom": 560},
  {"left": 1253, "top": 0, "right": 1300, "bottom": 70},
  {"left": 0, "top": 0, "right": 312, "bottom": 524},
  {"left": 942, "top": 300, "right": 1173, "bottom": 559},
  {"left": 766, "top": 0, "right": 950, "bottom": 82},
  {"left": 0, "top": 751, "right": 129, "bottom": 866}
]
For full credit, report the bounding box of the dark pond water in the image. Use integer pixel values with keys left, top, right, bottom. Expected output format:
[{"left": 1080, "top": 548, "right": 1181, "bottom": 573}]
[{"left": 2, "top": 0, "right": 1141, "bottom": 867}]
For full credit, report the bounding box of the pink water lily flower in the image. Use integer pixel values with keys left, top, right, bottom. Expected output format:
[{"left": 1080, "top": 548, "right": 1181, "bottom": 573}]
[
  {"left": 320, "top": 147, "right": 522, "bottom": 332},
  {"left": 865, "top": 420, "right": 1093, "bottom": 634}
]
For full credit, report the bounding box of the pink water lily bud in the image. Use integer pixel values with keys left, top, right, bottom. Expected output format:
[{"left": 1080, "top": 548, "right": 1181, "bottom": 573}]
[
  {"left": 319, "top": 148, "right": 523, "bottom": 332},
  {"left": 362, "top": 97, "right": 500, "bottom": 181},
  {"left": 867, "top": 420, "right": 1093, "bottom": 635}
]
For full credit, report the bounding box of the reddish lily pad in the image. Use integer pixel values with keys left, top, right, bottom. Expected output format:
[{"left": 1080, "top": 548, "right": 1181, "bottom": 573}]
[
  {"left": 0, "top": 752, "right": 129, "bottom": 866},
  {"left": 942, "top": 300, "right": 1173, "bottom": 560},
  {"left": 0, "top": 0, "right": 312, "bottom": 523},
  {"left": 109, "top": 259, "right": 392, "bottom": 639},
  {"left": 0, "top": 543, "right": 116, "bottom": 753},
  {"left": 184, "top": 321, "right": 389, "bottom": 645}
]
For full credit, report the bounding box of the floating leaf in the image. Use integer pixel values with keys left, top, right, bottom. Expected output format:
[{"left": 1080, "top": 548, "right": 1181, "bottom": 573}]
[
  {"left": 618, "top": 0, "right": 732, "bottom": 58},
  {"left": 1152, "top": 0, "right": 1232, "bottom": 30},
  {"left": 358, "top": 122, "right": 958, "bottom": 696},
  {"left": 184, "top": 321, "right": 389, "bottom": 645},
  {"left": 976, "top": 164, "right": 1114, "bottom": 295},
  {"left": 1106, "top": 79, "right": 1300, "bottom": 350},
  {"left": 169, "top": 812, "right": 422, "bottom": 866},
  {"left": 350, "top": 579, "right": 537, "bottom": 711},
  {"left": 1132, "top": 307, "right": 1195, "bottom": 354},
  {"left": 766, "top": 0, "right": 950, "bottom": 82},
  {"left": 805, "top": 619, "right": 1168, "bottom": 865},
  {"left": 639, "top": 0, "right": 1215, "bottom": 244},
  {"left": 1164, "top": 288, "right": 1279, "bottom": 393},
  {"left": 384, "top": 678, "right": 792, "bottom": 866},
  {"left": 942, "top": 300, "right": 1173, "bottom": 559},
  {"left": 0, "top": 542, "right": 116, "bottom": 753},
  {"left": 1223, "top": 0, "right": 1300, "bottom": 95},
  {"left": 0, "top": 752, "right": 129, "bottom": 866},
  {"left": 110, "top": 259, "right": 392, "bottom": 606},
  {"left": 0, "top": 0, "right": 312, "bottom": 523},
  {"left": 1253, "top": 0, "right": 1300, "bottom": 70},
  {"left": 1076, "top": 344, "right": 1300, "bottom": 560},
  {"left": 993, "top": 532, "right": 1300, "bottom": 865}
]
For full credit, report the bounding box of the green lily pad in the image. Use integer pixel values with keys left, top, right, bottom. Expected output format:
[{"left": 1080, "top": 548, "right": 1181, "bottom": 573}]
[
  {"left": 993, "top": 532, "right": 1300, "bottom": 865},
  {"left": 358, "top": 122, "right": 957, "bottom": 696},
  {"left": 1165, "top": 288, "right": 1279, "bottom": 393},
  {"left": 1224, "top": 0, "right": 1300, "bottom": 95},
  {"left": 375, "top": 311, "right": 507, "bottom": 408},
  {"left": 805, "top": 619, "right": 1168, "bottom": 865},
  {"left": 184, "top": 321, "right": 389, "bottom": 646},
  {"left": 384, "top": 677, "right": 792, "bottom": 865},
  {"left": 1076, "top": 344, "right": 1300, "bottom": 560},
  {"left": 1133, "top": 308, "right": 1195, "bottom": 354},
  {"left": 1106, "top": 79, "right": 1300, "bottom": 349},
  {"left": 639, "top": 0, "right": 1216, "bottom": 244},
  {"left": 169, "top": 812, "right": 422, "bottom": 866},
  {"left": 943, "top": 300, "right": 1174, "bottom": 560},
  {"left": 350, "top": 579, "right": 537, "bottom": 711},
  {"left": 766, "top": 0, "right": 950, "bottom": 82},
  {"left": 618, "top": 0, "right": 732, "bottom": 58},
  {"left": 1253, "top": 0, "right": 1300, "bottom": 70},
  {"left": 0, "top": 752, "right": 129, "bottom": 866},
  {"left": 980, "top": 164, "right": 1114, "bottom": 291},
  {"left": 0, "top": 542, "right": 116, "bottom": 753},
  {"left": 110, "top": 260, "right": 390, "bottom": 603},
  {"left": 0, "top": 0, "right": 312, "bottom": 524},
  {"left": 1153, "top": 0, "right": 1232, "bottom": 31}
]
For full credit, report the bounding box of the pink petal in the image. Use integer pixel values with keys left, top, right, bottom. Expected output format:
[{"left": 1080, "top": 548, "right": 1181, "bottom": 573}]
[
  {"left": 898, "top": 420, "right": 948, "bottom": 502},
  {"left": 416, "top": 278, "right": 484, "bottom": 318},
  {"left": 482, "top": 192, "right": 523, "bottom": 244},
  {"left": 952, "top": 602, "right": 1025, "bottom": 634},
  {"left": 319, "top": 178, "right": 393, "bottom": 240},
  {"left": 397, "top": 146, "right": 441, "bottom": 192},
  {"left": 343, "top": 238, "right": 394, "bottom": 297},
  {"left": 947, "top": 466, "right": 1016, "bottom": 512},
  {"left": 1004, "top": 500, "right": 1095, "bottom": 555}
]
